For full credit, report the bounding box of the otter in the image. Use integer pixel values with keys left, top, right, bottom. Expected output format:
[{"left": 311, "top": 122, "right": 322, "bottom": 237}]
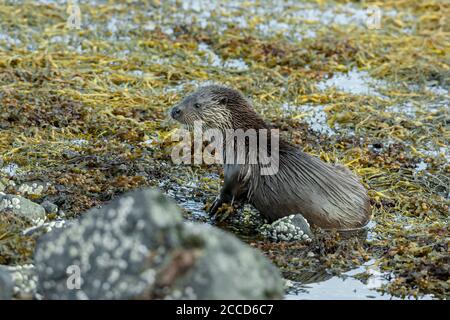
[{"left": 170, "top": 85, "right": 371, "bottom": 230}]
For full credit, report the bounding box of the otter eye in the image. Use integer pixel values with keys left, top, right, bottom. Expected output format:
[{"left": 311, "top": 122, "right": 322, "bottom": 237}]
[{"left": 194, "top": 103, "right": 201, "bottom": 109}]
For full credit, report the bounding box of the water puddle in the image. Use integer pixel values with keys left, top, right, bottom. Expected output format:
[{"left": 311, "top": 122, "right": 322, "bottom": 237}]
[
  {"left": 283, "top": 103, "right": 337, "bottom": 137},
  {"left": 285, "top": 260, "right": 433, "bottom": 300},
  {"left": 317, "top": 69, "right": 385, "bottom": 97},
  {"left": 197, "top": 43, "right": 249, "bottom": 71}
]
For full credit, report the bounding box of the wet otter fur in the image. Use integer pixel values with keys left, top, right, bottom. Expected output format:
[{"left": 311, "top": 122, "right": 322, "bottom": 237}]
[{"left": 171, "top": 85, "right": 371, "bottom": 230}]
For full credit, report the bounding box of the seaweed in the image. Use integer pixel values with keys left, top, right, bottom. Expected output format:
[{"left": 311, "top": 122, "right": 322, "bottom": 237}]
[{"left": 0, "top": 0, "right": 448, "bottom": 299}]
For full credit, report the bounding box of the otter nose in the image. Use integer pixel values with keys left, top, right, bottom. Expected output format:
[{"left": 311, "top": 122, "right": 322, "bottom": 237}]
[{"left": 171, "top": 106, "right": 181, "bottom": 119}]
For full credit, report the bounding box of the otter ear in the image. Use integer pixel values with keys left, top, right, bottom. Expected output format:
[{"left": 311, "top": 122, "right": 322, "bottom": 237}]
[{"left": 219, "top": 97, "right": 228, "bottom": 105}]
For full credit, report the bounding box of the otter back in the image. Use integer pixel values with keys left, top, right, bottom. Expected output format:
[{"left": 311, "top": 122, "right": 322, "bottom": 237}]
[{"left": 237, "top": 144, "right": 371, "bottom": 230}]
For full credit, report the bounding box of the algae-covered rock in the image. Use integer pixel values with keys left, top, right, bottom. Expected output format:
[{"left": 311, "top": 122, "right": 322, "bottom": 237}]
[
  {"left": 34, "top": 188, "right": 283, "bottom": 300},
  {"left": 0, "top": 194, "right": 46, "bottom": 224}
]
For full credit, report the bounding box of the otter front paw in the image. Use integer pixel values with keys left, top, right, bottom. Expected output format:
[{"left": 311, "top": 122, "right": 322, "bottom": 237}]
[
  {"left": 208, "top": 195, "right": 236, "bottom": 222},
  {"left": 209, "top": 195, "right": 224, "bottom": 215}
]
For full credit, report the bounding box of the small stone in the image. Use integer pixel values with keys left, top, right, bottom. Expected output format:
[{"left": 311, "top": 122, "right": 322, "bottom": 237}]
[{"left": 41, "top": 201, "right": 59, "bottom": 214}]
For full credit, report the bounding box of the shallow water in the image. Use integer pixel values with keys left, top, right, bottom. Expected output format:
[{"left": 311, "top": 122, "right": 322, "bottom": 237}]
[{"left": 285, "top": 263, "right": 433, "bottom": 300}]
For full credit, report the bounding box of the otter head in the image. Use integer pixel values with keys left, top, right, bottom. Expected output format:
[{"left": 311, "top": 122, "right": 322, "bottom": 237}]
[{"left": 171, "top": 85, "right": 258, "bottom": 131}]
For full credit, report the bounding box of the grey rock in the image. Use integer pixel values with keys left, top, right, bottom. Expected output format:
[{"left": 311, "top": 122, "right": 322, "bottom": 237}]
[
  {"left": 290, "top": 214, "right": 313, "bottom": 236},
  {"left": 35, "top": 189, "right": 283, "bottom": 300},
  {"left": 4, "top": 264, "right": 38, "bottom": 299},
  {"left": 260, "top": 214, "right": 313, "bottom": 242},
  {"left": 0, "top": 194, "right": 46, "bottom": 224},
  {"left": 62, "top": 150, "right": 79, "bottom": 159},
  {"left": 0, "top": 266, "right": 14, "bottom": 300},
  {"left": 41, "top": 201, "right": 59, "bottom": 215},
  {"left": 166, "top": 222, "right": 283, "bottom": 299}
]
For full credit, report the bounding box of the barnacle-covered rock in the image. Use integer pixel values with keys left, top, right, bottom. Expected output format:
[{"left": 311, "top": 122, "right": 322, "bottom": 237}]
[
  {"left": 18, "top": 181, "right": 50, "bottom": 196},
  {"left": 34, "top": 189, "right": 283, "bottom": 299},
  {"left": 0, "top": 194, "right": 46, "bottom": 224},
  {"left": 4, "top": 264, "right": 38, "bottom": 299},
  {"left": 260, "top": 214, "right": 313, "bottom": 242}
]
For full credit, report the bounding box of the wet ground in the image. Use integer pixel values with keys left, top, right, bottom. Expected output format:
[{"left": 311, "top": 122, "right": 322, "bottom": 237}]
[{"left": 0, "top": 0, "right": 448, "bottom": 299}]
